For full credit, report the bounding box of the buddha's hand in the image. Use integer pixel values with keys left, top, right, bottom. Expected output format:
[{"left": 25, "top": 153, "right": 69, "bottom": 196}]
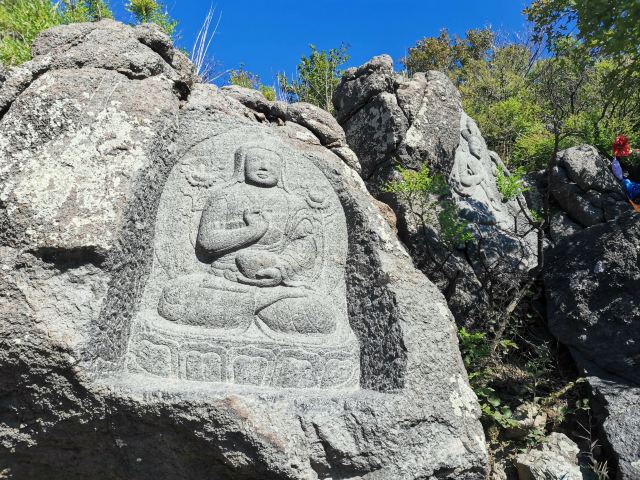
[
  {"left": 237, "top": 267, "right": 283, "bottom": 287},
  {"left": 256, "top": 267, "right": 282, "bottom": 284},
  {"left": 243, "top": 208, "right": 268, "bottom": 235}
]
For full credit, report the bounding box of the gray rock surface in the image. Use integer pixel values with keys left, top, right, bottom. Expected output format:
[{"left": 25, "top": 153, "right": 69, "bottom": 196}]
[
  {"left": 221, "top": 85, "right": 362, "bottom": 173},
  {"left": 0, "top": 20, "right": 487, "bottom": 479},
  {"left": 333, "top": 55, "right": 460, "bottom": 180},
  {"left": 545, "top": 211, "right": 640, "bottom": 479},
  {"left": 333, "top": 56, "right": 538, "bottom": 324},
  {"left": 579, "top": 356, "right": 640, "bottom": 480},
  {"left": 515, "top": 433, "right": 583, "bottom": 480},
  {"left": 549, "top": 145, "right": 629, "bottom": 241}
]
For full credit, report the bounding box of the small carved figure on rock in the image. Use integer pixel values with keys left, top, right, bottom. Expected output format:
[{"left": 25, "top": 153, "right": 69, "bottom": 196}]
[{"left": 455, "top": 125, "right": 503, "bottom": 214}]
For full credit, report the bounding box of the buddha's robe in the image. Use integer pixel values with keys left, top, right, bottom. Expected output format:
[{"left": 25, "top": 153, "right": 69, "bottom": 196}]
[{"left": 158, "top": 182, "right": 336, "bottom": 334}]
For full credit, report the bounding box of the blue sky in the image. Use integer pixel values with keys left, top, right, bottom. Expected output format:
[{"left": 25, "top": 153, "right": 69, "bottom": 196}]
[{"left": 112, "top": 0, "right": 532, "bottom": 86}]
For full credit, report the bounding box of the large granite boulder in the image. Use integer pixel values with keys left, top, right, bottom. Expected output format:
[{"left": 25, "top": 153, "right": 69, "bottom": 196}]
[
  {"left": 333, "top": 56, "right": 538, "bottom": 324},
  {"left": 548, "top": 145, "right": 630, "bottom": 242},
  {"left": 333, "top": 54, "right": 460, "bottom": 181},
  {"left": 0, "top": 20, "right": 487, "bottom": 479},
  {"left": 545, "top": 211, "right": 640, "bottom": 479}
]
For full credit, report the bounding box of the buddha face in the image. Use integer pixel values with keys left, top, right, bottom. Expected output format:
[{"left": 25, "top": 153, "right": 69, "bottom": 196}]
[
  {"left": 468, "top": 135, "right": 484, "bottom": 159},
  {"left": 244, "top": 148, "right": 282, "bottom": 187}
]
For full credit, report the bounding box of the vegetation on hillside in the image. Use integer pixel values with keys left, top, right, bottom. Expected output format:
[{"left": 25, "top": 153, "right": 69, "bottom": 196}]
[
  {"left": 403, "top": 25, "right": 640, "bottom": 171},
  {"left": 229, "top": 64, "right": 276, "bottom": 101},
  {"left": 398, "top": 4, "right": 638, "bottom": 476},
  {"left": 125, "top": 0, "right": 176, "bottom": 37}
]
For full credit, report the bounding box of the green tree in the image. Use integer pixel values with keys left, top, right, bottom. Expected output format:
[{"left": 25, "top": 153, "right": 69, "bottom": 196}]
[
  {"left": 530, "top": 39, "right": 598, "bottom": 162},
  {"left": 382, "top": 164, "right": 472, "bottom": 250},
  {"left": 526, "top": 0, "right": 639, "bottom": 62},
  {"left": 60, "top": 0, "right": 113, "bottom": 23},
  {"left": 402, "top": 27, "right": 494, "bottom": 83},
  {"left": 403, "top": 24, "right": 640, "bottom": 171},
  {"left": 126, "top": 0, "right": 177, "bottom": 37},
  {"left": 461, "top": 41, "right": 544, "bottom": 166},
  {"left": 277, "top": 44, "right": 349, "bottom": 113},
  {"left": 526, "top": 0, "right": 640, "bottom": 144},
  {"left": 229, "top": 64, "right": 276, "bottom": 101},
  {"left": 0, "top": 0, "right": 61, "bottom": 65}
]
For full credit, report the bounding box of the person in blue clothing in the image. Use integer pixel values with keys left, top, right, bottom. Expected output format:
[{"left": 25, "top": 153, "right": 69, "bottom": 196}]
[
  {"left": 623, "top": 175, "right": 640, "bottom": 201},
  {"left": 611, "top": 157, "right": 640, "bottom": 201},
  {"left": 611, "top": 135, "right": 640, "bottom": 202}
]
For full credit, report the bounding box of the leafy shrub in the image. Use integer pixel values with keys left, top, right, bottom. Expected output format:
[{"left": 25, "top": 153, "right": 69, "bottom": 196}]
[
  {"left": 277, "top": 44, "right": 349, "bottom": 114},
  {"left": 229, "top": 64, "right": 276, "bottom": 101},
  {"left": 382, "top": 164, "right": 472, "bottom": 249},
  {"left": 0, "top": 0, "right": 63, "bottom": 65},
  {"left": 495, "top": 166, "right": 529, "bottom": 201},
  {"left": 60, "top": 0, "right": 112, "bottom": 23},
  {"left": 125, "top": 0, "right": 177, "bottom": 37},
  {"left": 0, "top": 0, "right": 181, "bottom": 67}
]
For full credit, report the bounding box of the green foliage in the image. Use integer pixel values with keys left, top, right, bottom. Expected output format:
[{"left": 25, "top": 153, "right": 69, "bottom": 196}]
[
  {"left": 403, "top": 24, "right": 640, "bottom": 171},
  {"left": 229, "top": 65, "right": 258, "bottom": 89},
  {"left": 402, "top": 27, "right": 494, "bottom": 80},
  {"left": 229, "top": 64, "right": 276, "bottom": 101},
  {"left": 277, "top": 44, "right": 349, "bottom": 113},
  {"left": 439, "top": 201, "right": 474, "bottom": 249},
  {"left": 0, "top": 0, "right": 63, "bottom": 65},
  {"left": 258, "top": 84, "right": 276, "bottom": 101},
  {"left": 59, "top": 0, "right": 113, "bottom": 23},
  {"left": 458, "top": 327, "right": 491, "bottom": 368},
  {"left": 458, "top": 328, "right": 520, "bottom": 430},
  {"left": 458, "top": 315, "right": 592, "bottom": 455},
  {"left": 526, "top": 0, "right": 640, "bottom": 62},
  {"left": 526, "top": 0, "right": 640, "bottom": 164},
  {"left": 495, "top": 166, "right": 529, "bottom": 201},
  {"left": 126, "top": 0, "right": 177, "bottom": 37},
  {"left": 0, "top": 0, "right": 114, "bottom": 66},
  {"left": 512, "top": 129, "right": 558, "bottom": 171},
  {"left": 529, "top": 209, "right": 544, "bottom": 223},
  {"left": 382, "top": 164, "right": 472, "bottom": 249},
  {"left": 382, "top": 164, "right": 448, "bottom": 199}
]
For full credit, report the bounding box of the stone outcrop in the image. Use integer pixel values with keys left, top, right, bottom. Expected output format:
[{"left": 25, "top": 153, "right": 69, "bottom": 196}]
[
  {"left": 515, "top": 433, "right": 584, "bottom": 480},
  {"left": 333, "top": 54, "right": 460, "bottom": 181},
  {"left": 333, "top": 56, "right": 538, "bottom": 324},
  {"left": 548, "top": 145, "right": 629, "bottom": 242},
  {"left": 545, "top": 211, "right": 640, "bottom": 479},
  {"left": 0, "top": 20, "right": 487, "bottom": 479}
]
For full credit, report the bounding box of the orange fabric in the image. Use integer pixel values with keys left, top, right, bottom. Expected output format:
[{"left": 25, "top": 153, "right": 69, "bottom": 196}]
[{"left": 630, "top": 200, "right": 640, "bottom": 213}]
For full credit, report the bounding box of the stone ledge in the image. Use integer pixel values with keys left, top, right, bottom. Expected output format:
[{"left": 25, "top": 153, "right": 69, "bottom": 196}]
[{"left": 126, "top": 313, "right": 360, "bottom": 389}]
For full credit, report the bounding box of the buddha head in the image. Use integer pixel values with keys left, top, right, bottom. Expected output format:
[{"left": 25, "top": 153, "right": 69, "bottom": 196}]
[
  {"left": 461, "top": 129, "right": 484, "bottom": 159},
  {"left": 461, "top": 117, "right": 485, "bottom": 159},
  {"left": 232, "top": 145, "right": 287, "bottom": 189}
]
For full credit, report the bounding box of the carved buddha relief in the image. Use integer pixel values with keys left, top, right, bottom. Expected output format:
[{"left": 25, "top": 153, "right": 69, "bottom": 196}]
[
  {"left": 126, "top": 132, "right": 359, "bottom": 389},
  {"left": 158, "top": 145, "right": 338, "bottom": 335}
]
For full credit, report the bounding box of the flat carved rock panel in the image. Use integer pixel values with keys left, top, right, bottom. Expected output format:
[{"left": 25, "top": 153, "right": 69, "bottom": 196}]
[{"left": 126, "top": 128, "right": 359, "bottom": 388}]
